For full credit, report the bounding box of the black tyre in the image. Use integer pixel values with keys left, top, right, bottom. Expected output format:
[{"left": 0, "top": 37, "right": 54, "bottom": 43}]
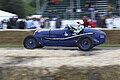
[
  {"left": 77, "top": 35, "right": 94, "bottom": 51},
  {"left": 23, "top": 35, "right": 42, "bottom": 49}
]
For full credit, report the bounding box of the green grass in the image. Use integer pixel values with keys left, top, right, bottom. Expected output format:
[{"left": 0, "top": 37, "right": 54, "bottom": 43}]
[
  {"left": 99, "top": 43, "right": 120, "bottom": 47},
  {"left": 0, "top": 43, "right": 23, "bottom": 47}
]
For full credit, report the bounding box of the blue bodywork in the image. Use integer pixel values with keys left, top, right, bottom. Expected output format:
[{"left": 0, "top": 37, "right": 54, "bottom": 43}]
[{"left": 33, "top": 27, "right": 106, "bottom": 47}]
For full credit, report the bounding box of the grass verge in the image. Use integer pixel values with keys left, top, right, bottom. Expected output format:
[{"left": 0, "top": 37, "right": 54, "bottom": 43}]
[
  {"left": 0, "top": 43, "right": 23, "bottom": 47},
  {"left": 99, "top": 43, "right": 120, "bottom": 47}
]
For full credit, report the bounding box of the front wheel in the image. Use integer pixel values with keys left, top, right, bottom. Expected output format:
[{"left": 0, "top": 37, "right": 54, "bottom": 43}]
[
  {"left": 77, "top": 35, "right": 94, "bottom": 51},
  {"left": 23, "top": 35, "right": 42, "bottom": 49}
]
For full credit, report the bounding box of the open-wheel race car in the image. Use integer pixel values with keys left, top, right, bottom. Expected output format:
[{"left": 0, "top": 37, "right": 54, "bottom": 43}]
[{"left": 23, "top": 25, "right": 106, "bottom": 51}]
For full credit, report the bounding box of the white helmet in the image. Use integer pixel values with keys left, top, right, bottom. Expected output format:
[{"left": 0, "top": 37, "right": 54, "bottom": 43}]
[{"left": 77, "top": 20, "right": 84, "bottom": 24}]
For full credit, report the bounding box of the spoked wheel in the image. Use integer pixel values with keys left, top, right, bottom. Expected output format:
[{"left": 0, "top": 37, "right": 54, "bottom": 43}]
[
  {"left": 77, "top": 35, "right": 94, "bottom": 51},
  {"left": 23, "top": 35, "right": 41, "bottom": 49}
]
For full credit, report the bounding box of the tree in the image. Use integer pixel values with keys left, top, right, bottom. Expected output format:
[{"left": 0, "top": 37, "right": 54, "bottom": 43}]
[
  {"left": 29, "top": 0, "right": 44, "bottom": 8},
  {"left": 0, "top": 0, "right": 26, "bottom": 18},
  {"left": 0, "top": 0, "right": 45, "bottom": 18},
  {"left": 24, "top": 2, "right": 36, "bottom": 16}
]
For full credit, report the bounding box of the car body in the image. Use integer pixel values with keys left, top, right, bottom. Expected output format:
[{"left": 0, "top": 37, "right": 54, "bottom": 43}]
[{"left": 23, "top": 26, "right": 106, "bottom": 51}]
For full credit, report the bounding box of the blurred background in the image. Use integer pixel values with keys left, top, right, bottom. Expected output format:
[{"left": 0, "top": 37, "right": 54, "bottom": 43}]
[{"left": 0, "top": 0, "right": 120, "bottom": 29}]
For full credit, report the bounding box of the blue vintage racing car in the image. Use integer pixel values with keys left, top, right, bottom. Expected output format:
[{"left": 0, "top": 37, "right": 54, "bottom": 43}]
[{"left": 23, "top": 25, "right": 106, "bottom": 51}]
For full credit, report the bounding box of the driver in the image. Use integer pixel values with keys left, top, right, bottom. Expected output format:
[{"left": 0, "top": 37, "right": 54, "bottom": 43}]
[{"left": 70, "top": 20, "right": 84, "bottom": 35}]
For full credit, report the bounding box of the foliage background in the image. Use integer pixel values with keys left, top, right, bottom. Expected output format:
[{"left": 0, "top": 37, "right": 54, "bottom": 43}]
[{"left": 0, "top": 0, "right": 44, "bottom": 18}]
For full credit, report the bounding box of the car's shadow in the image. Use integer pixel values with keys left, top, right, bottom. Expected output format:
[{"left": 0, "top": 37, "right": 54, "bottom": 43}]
[
  {"left": 39, "top": 47, "right": 103, "bottom": 56},
  {"left": 42, "top": 47, "right": 79, "bottom": 51},
  {"left": 41, "top": 46, "right": 102, "bottom": 51}
]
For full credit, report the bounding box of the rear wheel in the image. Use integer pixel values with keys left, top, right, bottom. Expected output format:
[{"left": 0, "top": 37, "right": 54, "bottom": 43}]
[
  {"left": 23, "top": 35, "right": 43, "bottom": 49},
  {"left": 77, "top": 35, "right": 94, "bottom": 51}
]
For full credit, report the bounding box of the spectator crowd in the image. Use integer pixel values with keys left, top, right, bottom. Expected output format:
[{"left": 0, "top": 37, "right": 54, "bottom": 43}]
[
  {"left": 0, "top": 15, "right": 62, "bottom": 29},
  {"left": 82, "top": 14, "right": 120, "bottom": 28},
  {"left": 0, "top": 0, "right": 120, "bottom": 29},
  {"left": 0, "top": 14, "right": 120, "bottom": 29}
]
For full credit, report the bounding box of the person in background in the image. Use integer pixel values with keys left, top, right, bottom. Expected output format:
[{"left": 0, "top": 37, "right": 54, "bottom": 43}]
[
  {"left": 8, "top": 16, "right": 18, "bottom": 29},
  {"left": 100, "top": 15, "right": 107, "bottom": 28},
  {"left": 0, "top": 21, "right": 3, "bottom": 29},
  {"left": 105, "top": 15, "right": 113, "bottom": 28},
  {"left": 1, "top": 19, "right": 8, "bottom": 29},
  {"left": 95, "top": 11, "right": 100, "bottom": 27},
  {"left": 56, "top": 17, "right": 62, "bottom": 28},
  {"left": 111, "top": 15, "right": 120, "bottom": 28},
  {"left": 82, "top": 16, "right": 88, "bottom": 27},
  {"left": 25, "top": 17, "right": 34, "bottom": 29},
  {"left": 88, "top": 19, "right": 96, "bottom": 28},
  {"left": 96, "top": 15, "right": 106, "bottom": 28},
  {"left": 32, "top": 18, "right": 41, "bottom": 29},
  {"left": 40, "top": 16, "right": 47, "bottom": 28},
  {"left": 17, "top": 19, "right": 25, "bottom": 29},
  {"left": 44, "top": 16, "right": 50, "bottom": 28}
]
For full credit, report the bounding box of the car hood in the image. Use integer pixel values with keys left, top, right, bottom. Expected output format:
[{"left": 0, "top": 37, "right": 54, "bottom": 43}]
[
  {"left": 83, "top": 28, "right": 106, "bottom": 34},
  {"left": 35, "top": 29, "right": 50, "bottom": 35}
]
